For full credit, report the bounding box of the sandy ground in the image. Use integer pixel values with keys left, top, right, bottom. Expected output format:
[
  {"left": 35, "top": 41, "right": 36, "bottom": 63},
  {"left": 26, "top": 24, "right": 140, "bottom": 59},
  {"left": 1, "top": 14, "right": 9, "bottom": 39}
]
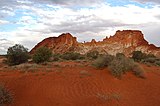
[{"left": 0, "top": 57, "right": 160, "bottom": 106}]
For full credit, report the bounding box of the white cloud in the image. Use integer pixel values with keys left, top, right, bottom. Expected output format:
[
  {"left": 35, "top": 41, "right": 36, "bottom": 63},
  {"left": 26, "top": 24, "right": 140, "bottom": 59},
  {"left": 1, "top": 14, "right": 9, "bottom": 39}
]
[
  {"left": 0, "top": 0, "right": 160, "bottom": 54},
  {"left": 0, "top": 20, "right": 9, "bottom": 24},
  {"left": 132, "top": 0, "right": 160, "bottom": 4},
  {"left": 0, "top": 39, "right": 14, "bottom": 54}
]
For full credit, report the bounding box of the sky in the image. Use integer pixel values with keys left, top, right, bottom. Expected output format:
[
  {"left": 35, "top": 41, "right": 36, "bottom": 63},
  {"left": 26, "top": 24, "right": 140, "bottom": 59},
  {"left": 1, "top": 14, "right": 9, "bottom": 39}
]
[{"left": 0, "top": 0, "right": 160, "bottom": 54}]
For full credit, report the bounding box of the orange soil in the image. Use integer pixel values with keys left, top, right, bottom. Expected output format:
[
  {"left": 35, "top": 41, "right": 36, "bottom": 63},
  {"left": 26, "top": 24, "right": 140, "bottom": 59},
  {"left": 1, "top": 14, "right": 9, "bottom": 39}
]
[{"left": 0, "top": 60, "right": 160, "bottom": 106}]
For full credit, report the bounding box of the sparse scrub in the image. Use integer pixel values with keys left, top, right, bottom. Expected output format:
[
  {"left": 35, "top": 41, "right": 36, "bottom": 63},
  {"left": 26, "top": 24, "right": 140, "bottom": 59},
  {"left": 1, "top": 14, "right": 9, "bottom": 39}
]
[
  {"left": 52, "top": 53, "right": 61, "bottom": 61},
  {"left": 93, "top": 54, "right": 114, "bottom": 68},
  {"left": 0, "top": 85, "right": 13, "bottom": 105},
  {"left": 155, "top": 61, "right": 160, "bottom": 66},
  {"left": 142, "top": 57, "right": 156, "bottom": 63},
  {"left": 61, "top": 52, "right": 84, "bottom": 60},
  {"left": 132, "top": 51, "right": 146, "bottom": 62},
  {"left": 86, "top": 51, "right": 99, "bottom": 59},
  {"left": 79, "top": 70, "right": 91, "bottom": 78},
  {"left": 142, "top": 57, "right": 160, "bottom": 66},
  {"left": 93, "top": 53, "right": 145, "bottom": 79},
  {"left": 6, "top": 44, "right": 29, "bottom": 66},
  {"left": 96, "top": 92, "right": 121, "bottom": 101},
  {"left": 132, "top": 64, "right": 146, "bottom": 78},
  {"left": 109, "top": 54, "right": 134, "bottom": 78},
  {"left": 132, "top": 51, "right": 160, "bottom": 66},
  {"left": 33, "top": 47, "right": 52, "bottom": 63}
]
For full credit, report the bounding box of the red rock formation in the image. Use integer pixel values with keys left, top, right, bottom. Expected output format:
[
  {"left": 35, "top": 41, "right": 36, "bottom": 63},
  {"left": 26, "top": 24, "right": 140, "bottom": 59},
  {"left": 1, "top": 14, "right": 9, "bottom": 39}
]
[
  {"left": 30, "top": 30, "right": 160, "bottom": 57},
  {"left": 30, "top": 33, "right": 78, "bottom": 54}
]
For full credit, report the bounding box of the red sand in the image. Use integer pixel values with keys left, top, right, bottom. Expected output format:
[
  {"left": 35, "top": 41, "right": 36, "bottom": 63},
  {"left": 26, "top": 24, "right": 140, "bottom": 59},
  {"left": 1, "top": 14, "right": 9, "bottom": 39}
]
[{"left": 0, "top": 61, "right": 160, "bottom": 106}]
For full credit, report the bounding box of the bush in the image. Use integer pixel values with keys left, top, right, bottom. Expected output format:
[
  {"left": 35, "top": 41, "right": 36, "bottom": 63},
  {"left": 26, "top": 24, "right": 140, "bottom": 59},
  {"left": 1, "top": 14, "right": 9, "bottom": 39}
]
[
  {"left": 132, "top": 64, "right": 146, "bottom": 78},
  {"left": 61, "top": 52, "right": 83, "bottom": 60},
  {"left": 142, "top": 58, "right": 157, "bottom": 63},
  {"left": 140, "top": 54, "right": 160, "bottom": 66},
  {"left": 109, "top": 56, "right": 134, "bottom": 78},
  {"left": 93, "top": 53, "right": 146, "bottom": 79},
  {"left": 132, "top": 51, "right": 146, "bottom": 62},
  {"left": 7, "top": 44, "right": 29, "bottom": 65},
  {"left": 86, "top": 51, "right": 99, "bottom": 59},
  {"left": 93, "top": 54, "right": 114, "bottom": 68},
  {"left": 155, "top": 61, "right": 160, "bottom": 66},
  {"left": 33, "top": 47, "right": 52, "bottom": 63},
  {"left": 52, "top": 53, "right": 61, "bottom": 61},
  {"left": 0, "top": 85, "right": 13, "bottom": 105}
]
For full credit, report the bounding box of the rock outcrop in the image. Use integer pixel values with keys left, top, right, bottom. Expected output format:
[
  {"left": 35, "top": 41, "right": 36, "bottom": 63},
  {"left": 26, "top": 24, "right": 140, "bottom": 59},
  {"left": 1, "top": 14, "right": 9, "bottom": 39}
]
[{"left": 30, "top": 30, "right": 160, "bottom": 57}]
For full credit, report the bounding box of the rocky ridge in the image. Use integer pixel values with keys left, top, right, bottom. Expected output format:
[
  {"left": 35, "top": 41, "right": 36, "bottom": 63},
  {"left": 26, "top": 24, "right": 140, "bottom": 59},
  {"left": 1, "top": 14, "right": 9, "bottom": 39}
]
[{"left": 30, "top": 30, "right": 160, "bottom": 57}]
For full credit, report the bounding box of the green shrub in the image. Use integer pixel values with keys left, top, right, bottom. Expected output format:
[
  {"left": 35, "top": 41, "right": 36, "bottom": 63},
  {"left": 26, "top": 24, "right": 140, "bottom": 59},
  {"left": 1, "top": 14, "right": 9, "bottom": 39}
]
[
  {"left": 93, "top": 52, "right": 146, "bottom": 79},
  {"left": 93, "top": 54, "right": 114, "bottom": 68},
  {"left": 33, "top": 47, "right": 52, "bottom": 63},
  {"left": 132, "top": 51, "right": 146, "bottom": 62},
  {"left": 145, "top": 54, "right": 156, "bottom": 58},
  {"left": 0, "top": 85, "right": 13, "bottom": 105},
  {"left": 61, "top": 52, "right": 83, "bottom": 60},
  {"left": 52, "top": 53, "right": 61, "bottom": 61},
  {"left": 86, "top": 51, "right": 99, "bottom": 59},
  {"left": 116, "top": 53, "right": 125, "bottom": 59},
  {"left": 7, "top": 44, "right": 29, "bottom": 65},
  {"left": 142, "top": 58, "right": 156, "bottom": 63},
  {"left": 132, "top": 64, "right": 146, "bottom": 78},
  {"left": 141, "top": 54, "right": 160, "bottom": 66}
]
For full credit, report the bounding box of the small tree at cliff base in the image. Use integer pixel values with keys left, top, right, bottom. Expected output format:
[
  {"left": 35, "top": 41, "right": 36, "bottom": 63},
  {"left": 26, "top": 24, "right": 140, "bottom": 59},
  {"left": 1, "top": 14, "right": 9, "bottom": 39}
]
[
  {"left": 32, "top": 47, "right": 52, "bottom": 63},
  {"left": 7, "top": 44, "right": 29, "bottom": 65}
]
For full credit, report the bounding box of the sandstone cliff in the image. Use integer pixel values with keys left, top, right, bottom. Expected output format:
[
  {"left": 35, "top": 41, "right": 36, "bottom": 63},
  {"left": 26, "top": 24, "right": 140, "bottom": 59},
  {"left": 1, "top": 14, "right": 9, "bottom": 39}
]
[{"left": 30, "top": 30, "right": 160, "bottom": 57}]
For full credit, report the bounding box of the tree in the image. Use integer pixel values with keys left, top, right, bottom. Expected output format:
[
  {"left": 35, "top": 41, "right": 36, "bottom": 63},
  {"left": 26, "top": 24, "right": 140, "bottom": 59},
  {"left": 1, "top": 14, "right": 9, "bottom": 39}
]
[
  {"left": 7, "top": 44, "right": 29, "bottom": 65},
  {"left": 32, "top": 47, "right": 52, "bottom": 63}
]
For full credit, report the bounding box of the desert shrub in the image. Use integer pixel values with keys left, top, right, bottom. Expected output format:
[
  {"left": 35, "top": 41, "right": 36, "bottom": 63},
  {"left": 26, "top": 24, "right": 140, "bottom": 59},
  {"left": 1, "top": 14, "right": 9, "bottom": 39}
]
[
  {"left": 52, "top": 53, "right": 61, "bottom": 61},
  {"left": 0, "top": 85, "right": 13, "bottom": 105},
  {"left": 32, "top": 47, "right": 52, "bottom": 63},
  {"left": 93, "top": 54, "right": 114, "bottom": 68},
  {"left": 155, "top": 61, "right": 160, "bottom": 66},
  {"left": 93, "top": 52, "right": 146, "bottom": 79},
  {"left": 86, "top": 51, "right": 99, "bottom": 59},
  {"left": 132, "top": 64, "right": 146, "bottom": 78},
  {"left": 145, "top": 54, "right": 156, "bottom": 58},
  {"left": 109, "top": 56, "right": 134, "bottom": 78},
  {"left": 141, "top": 54, "right": 160, "bottom": 66},
  {"left": 142, "top": 57, "right": 157, "bottom": 63},
  {"left": 116, "top": 53, "right": 125, "bottom": 59},
  {"left": 132, "top": 51, "right": 146, "bottom": 62},
  {"left": 6, "top": 44, "right": 29, "bottom": 66},
  {"left": 61, "top": 52, "right": 83, "bottom": 60}
]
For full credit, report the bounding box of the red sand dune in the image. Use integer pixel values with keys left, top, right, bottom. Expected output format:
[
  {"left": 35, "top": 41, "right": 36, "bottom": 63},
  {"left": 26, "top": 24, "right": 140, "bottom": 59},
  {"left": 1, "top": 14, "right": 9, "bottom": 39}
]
[{"left": 0, "top": 61, "right": 160, "bottom": 106}]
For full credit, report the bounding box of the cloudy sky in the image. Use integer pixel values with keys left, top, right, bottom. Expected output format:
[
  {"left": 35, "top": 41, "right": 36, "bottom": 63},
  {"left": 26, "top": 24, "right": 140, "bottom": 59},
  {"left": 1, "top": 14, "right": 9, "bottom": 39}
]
[{"left": 0, "top": 0, "right": 160, "bottom": 54}]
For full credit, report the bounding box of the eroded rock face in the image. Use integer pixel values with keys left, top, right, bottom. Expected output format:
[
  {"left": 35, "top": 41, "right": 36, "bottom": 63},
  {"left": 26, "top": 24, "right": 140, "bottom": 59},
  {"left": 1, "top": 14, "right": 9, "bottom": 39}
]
[
  {"left": 30, "top": 33, "right": 78, "bottom": 54},
  {"left": 30, "top": 30, "right": 160, "bottom": 57}
]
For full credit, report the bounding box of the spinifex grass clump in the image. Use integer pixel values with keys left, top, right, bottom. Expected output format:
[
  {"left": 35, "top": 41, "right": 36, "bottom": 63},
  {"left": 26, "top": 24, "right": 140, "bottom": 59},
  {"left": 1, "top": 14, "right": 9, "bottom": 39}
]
[{"left": 0, "top": 85, "right": 13, "bottom": 105}]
